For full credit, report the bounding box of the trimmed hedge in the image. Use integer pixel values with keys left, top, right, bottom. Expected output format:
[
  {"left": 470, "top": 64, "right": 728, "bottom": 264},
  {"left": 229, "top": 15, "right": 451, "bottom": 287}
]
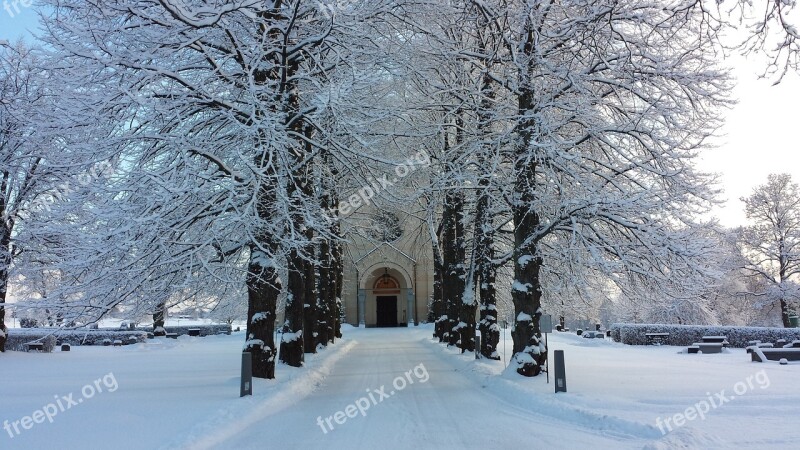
[
  {"left": 57, "top": 330, "right": 148, "bottom": 346},
  {"left": 610, "top": 323, "right": 800, "bottom": 348},
  {"left": 4, "top": 324, "right": 231, "bottom": 352},
  {"left": 5, "top": 330, "right": 58, "bottom": 352},
  {"left": 132, "top": 324, "right": 232, "bottom": 337},
  {"left": 6, "top": 329, "right": 148, "bottom": 352}
]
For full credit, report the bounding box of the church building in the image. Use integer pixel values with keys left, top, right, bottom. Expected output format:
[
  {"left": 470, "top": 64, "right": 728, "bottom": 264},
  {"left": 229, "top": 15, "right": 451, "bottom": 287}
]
[{"left": 340, "top": 210, "right": 434, "bottom": 327}]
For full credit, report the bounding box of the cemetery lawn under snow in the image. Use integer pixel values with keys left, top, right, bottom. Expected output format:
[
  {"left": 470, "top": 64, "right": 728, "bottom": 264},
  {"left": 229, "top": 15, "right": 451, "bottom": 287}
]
[{"left": 1, "top": 325, "right": 798, "bottom": 449}]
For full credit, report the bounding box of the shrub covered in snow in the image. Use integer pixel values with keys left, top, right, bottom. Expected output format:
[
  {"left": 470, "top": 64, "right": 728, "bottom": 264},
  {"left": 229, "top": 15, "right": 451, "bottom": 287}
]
[{"left": 610, "top": 323, "right": 800, "bottom": 348}]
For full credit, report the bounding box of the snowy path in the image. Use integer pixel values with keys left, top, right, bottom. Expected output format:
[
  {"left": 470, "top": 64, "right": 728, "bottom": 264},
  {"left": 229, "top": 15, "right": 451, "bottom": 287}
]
[{"left": 206, "top": 328, "right": 641, "bottom": 449}]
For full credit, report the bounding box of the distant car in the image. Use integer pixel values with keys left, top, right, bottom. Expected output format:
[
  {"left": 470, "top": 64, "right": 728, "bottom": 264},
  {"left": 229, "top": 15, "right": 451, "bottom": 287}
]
[{"left": 178, "top": 315, "right": 191, "bottom": 319}]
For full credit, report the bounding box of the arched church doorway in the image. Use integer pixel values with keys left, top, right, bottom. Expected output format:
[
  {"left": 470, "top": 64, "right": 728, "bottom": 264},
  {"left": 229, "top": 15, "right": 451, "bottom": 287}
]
[
  {"left": 374, "top": 270, "right": 400, "bottom": 327},
  {"left": 357, "top": 264, "right": 415, "bottom": 327}
]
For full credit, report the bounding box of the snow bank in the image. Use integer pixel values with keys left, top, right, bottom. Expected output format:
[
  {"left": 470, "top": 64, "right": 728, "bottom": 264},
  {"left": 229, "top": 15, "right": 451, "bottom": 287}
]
[
  {"left": 422, "top": 326, "right": 661, "bottom": 442},
  {"left": 168, "top": 339, "right": 356, "bottom": 449}
]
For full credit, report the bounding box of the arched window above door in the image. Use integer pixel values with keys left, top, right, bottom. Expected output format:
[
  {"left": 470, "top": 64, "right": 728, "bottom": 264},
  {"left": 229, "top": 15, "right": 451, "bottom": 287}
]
[{"left": 374, "top": 272, "right": 399, "bottom": 290}]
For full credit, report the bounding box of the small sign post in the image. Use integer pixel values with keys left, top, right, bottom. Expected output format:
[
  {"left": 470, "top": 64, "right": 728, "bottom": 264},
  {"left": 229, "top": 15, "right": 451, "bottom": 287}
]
[
  {"left": 240, "top": 351, "right": 253, "bottom": 397},
  {"left": 475, "top": 331, "right": 481, "bottom": 360},
  {"left": 540, "top": 314, "right": 553, "bottom": 333},
  {"left": 502, "top": 320, "right": 509, "bottom": 368},
  {"left": 541, "top": 314, "right": 552, "bottom": 383}
]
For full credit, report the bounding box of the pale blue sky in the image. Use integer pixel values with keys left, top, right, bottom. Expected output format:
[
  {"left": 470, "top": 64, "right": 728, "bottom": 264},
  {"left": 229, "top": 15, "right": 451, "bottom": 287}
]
[
  {"left": 2, "top": 5, "right": 799, "bottom": 227},
  {"left": 0, "top": 2, "right": 40, "bottom": 42}
]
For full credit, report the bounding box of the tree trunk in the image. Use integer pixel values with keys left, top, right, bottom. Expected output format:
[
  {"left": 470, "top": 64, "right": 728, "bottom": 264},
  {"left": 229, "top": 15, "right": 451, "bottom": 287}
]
[
  {"left": 0, "top": 304, "right": 6, "bottom": 352},
  {"left": 432, "top": 235, "right": 445, "bottom": 341},
  {"left": 446, "top": 114, "right": 468, "bottom": 348},
  {"left": 0, "top": 226, "right": 9, "bottom": 352},
  {"left": 333, "top": 238, "right": 344, "bottom": 339},
  {"left": 475, "top": 186, "right": 500, "bottom": 360},
  {"left": 278, "top": 46, "right": 312, "bottom": 364},
  {"left": 443, "top": 188, "right": 466, "bottom": 348},
  {"left": 510, "top": 246, "right": 546, "bottom": 376},
  {"left": 0, "top": 243, "right": 8, "bottom": 353},
  {"left": 152, "top": 302, "right": 167, "bottom": 336},
  {"left": 317, "top": 239, "right": 331, "bottom": 347},
  {"left": 245, "top": 241, "right": 281, "bottom": 379},
  {"left": 458, "top": 294, "right": 476, "bottom": 352},
  {"left": 780, "top": 262, "right": 793, "bottom": 327},
  {"left": 303, "top": 249, "right": 318, "bottom": 354},
  {"left": 318, "top": 150, "right": 340, "bottom": 346},
  {"left": 280, "top": 247, "right": 305, "bottom": 367},
  {"left": 511, "top": 84, "right": 547, "bottom": 376},
  {"left": 301, "top": 127, "right": 318, "bottom": 354},
  {"left": 280, "top": 146, "right": 308, "bottom": 365},
  {"left": 780, "top": 297, "right": 792, "bottom": 328},
  {"left": 511, "top": 148, "right": 547, "bottom": 377},
  {"left": 325, "top": 237, "right": 339, "bottom": 344},
  {"left": 458, "top": 234, "right": 477, "bottom": 353},
  {"left": 247, "top": 6, "right": 293, "bottom": 376},
  {"left": 478, "top": 264, "right": 499, "bottom": 359}
]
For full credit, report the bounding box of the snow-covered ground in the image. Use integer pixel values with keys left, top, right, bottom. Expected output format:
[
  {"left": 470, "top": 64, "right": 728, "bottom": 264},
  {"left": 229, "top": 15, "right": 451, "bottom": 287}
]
[{"left": 1, "top": 325, "right": 798, "bottom": 449}]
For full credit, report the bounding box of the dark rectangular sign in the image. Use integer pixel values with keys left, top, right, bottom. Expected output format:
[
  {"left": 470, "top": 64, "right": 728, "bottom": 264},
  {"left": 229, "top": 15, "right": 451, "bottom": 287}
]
[
  {"left": 241, "top": 352, "right": 253, "bottom": 397},
  {"left": 554, "top": 350, "right": 567, "bottom": 393}
]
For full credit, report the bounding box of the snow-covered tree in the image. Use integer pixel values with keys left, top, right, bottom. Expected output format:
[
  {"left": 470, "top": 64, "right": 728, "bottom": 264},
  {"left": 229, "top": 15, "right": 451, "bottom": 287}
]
[
  {"left": 730, "top": 0, "right": 800, "bottom": 80},
  {"left": 460, "top": 0, "right": 730, "bottom": 376},
  {"left": 0, "top": 42, "right": 103, "bottom": 351},
  {"left": 34, "top": 0, "right": 407, "bottom": 378},
  {"left": 208, "top": 286, "right": 248, "bottom": 326},
  {"left": 738, "top": 173, "right": 800, "bottom": 327}
]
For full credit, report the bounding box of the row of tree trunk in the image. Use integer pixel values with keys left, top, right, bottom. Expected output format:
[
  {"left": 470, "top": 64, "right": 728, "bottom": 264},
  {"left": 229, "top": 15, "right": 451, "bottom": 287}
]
[{"left": 431, "top": 114, "right": 501, "bottom": 360}]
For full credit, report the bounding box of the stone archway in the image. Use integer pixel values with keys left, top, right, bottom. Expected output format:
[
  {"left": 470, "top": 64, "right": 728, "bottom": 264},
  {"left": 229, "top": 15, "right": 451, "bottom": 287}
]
[{"left": 358, "top": 264, "right": 415, "bottom": 327}]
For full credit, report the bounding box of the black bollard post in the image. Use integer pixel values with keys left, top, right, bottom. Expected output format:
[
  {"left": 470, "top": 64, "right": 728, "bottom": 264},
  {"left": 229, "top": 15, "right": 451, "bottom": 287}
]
[
  {"left": 554, "top": 350, "right": 567, "bottom": 393},
  {"left": 240, "top": 352, "right": 253, "bottom": 397}
]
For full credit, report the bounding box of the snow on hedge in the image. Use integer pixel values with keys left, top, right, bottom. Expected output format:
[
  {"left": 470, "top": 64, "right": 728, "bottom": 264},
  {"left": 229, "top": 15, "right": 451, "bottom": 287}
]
[
  {"left": 609, "top": 323, "right": 800, "bottom": 347},
  {"left": 5, "top": 332, "right": 58, "bottom": 352},
  {"left": 131, "top": 324, "right": 232, "bottom": 336},
  {"left": 5, "top": 329, "right": 150, "bottom": 352}
]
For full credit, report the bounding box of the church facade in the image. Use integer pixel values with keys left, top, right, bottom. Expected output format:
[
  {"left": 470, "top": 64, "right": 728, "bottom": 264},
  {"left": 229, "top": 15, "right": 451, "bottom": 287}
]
[{"left": 340, "top": 210, "right": 434, "bottom": 327}]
